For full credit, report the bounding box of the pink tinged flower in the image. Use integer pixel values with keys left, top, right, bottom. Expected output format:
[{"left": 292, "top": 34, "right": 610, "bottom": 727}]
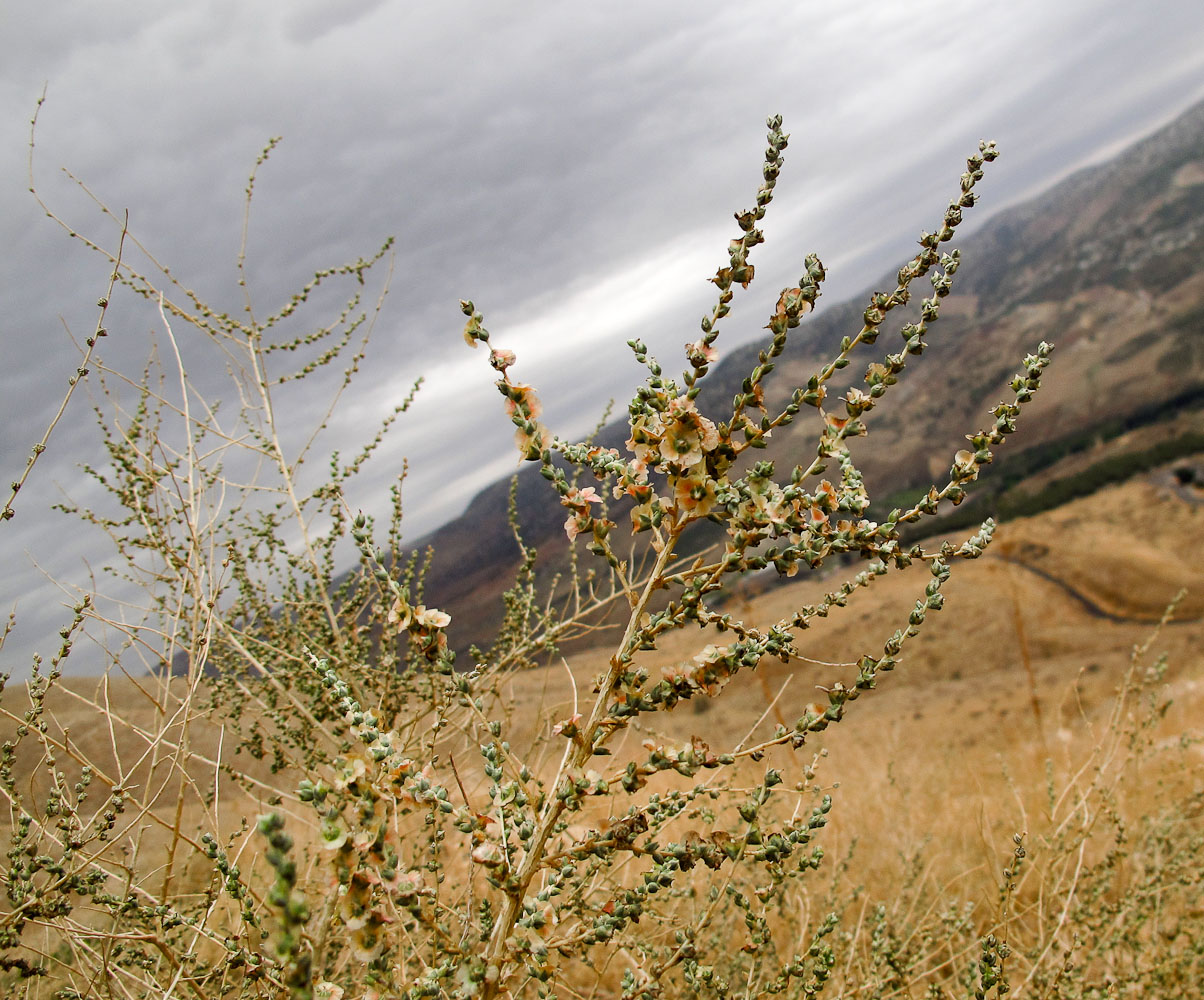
[
  {"left": 334, "top": 756, "right": 368, "bottom": 791},
  {"left": 386, "top": 597, "right": 412, "bottom": 632},
  {"left": 552, "top": 712, "right": 583, "bottom": 738},
  {"left": 463, "top": 317, "right": 483, "bottom": 348},
  {"left": 630, "top": 495, "right": 667, "bottom": 534},
  {"left": 351, "top": 924, "right": 386, "bottom": 962},
  {"left": 414, "top": 605, "right": 451, "bottom": 629},
  {"left": 953, "top": 449, "right": 979, "bottom": 481},
  {"left": 764, "top": 498, "right": 789, "bottom": 526},
  {"left": 660, "top": 432, "right": 705, "bottom": 468},
  {"left": 489, "top": 347, "right": 517, "bottom": 372},
  {"left": 390, "top": 870, "right": 424, "bottom": 898},
  {"left": 561, "top": 486, "right": 602, "bottom": 513},
  {"left": 824, "top": 412, "right": 849, "bottom": 431},
  {"left": 586, "top": 445, "right": 621, "bottom": 463},
  {"left": 666, "top": 395, "right": 694, "bottom": 419},
  {"left": 844, "top": 386, "right": 872, "bottom": 412},
  {"left": 661, "top": 661, "right": 694, "bottom": 686},
  {"left": 693, "top": 644, "right": 729, "bottom": 667},
  {"left": 320, "top": 825, "right": 350, "bottom": 851},
  {"left": 666, "top": 396, "right": 713, "bottom": 428},
  {"left": 626, "top": 430, "right": 660, "bottom": 468},
  {"left": 352, "top": 827, "right": 380, "bottom": 851},
  {"left": 384, "top": 756, "right": 418, "bottom": 781},
  {"left": 620, "top": 481, "right": 654, "bottom": 507},
  {"left": 563, "top": 491, "right": 594, "bottom": 539},
  {"left": 661, "top": 403, "right": 721, "bottom": 465},
  {"left": 583, "top": 769, "right": 606, "bottom": 794},
  {"left": 515, "top": 422, "right": 551, "bottom": 460},
  {"left": 536, "top": 902, "right": 558, "bottom": 936},
  {"left": 504, "top": 383, "right": 543, "bottom": 420},
  {"left": 315, "top": 984, "right": 345, "bottom": 1000},
  {"left": 637, "top": 442, "right": 660, "bottom": 468},
  {"left": 687, "top": 339, "right": 718, "bottom": 365},
  {"left": 674, "top": 474, "right": 716, "bottom": 517},
  {"left": 691, "top": 646, "right": 735, "bottom": 694},
  {"left": 472, "top": 842, "right": 505, "bottom": 867}
]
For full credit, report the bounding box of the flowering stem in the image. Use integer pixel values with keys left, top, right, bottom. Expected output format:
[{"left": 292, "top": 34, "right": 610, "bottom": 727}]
[{"left": 481, "top": 524, "right": 684, "bottom": 997}]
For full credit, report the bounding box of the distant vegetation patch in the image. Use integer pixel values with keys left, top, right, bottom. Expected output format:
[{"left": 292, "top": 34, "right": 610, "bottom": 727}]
[{"left": 925, "top": 430, "right": 1204, "bottom": 539}]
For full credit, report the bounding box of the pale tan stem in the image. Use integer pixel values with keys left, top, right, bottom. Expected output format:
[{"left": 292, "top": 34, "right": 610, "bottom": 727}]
[{"left": 480, "top": 528, "right": 683, "bottom": 998}]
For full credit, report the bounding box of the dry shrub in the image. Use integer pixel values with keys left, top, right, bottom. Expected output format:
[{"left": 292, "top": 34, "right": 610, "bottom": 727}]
[{"left": 2, "top": 104, "right": 1200, "bottom": 1000}]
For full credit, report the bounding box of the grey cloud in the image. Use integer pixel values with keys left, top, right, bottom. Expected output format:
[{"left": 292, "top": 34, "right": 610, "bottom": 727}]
[
  {"left": 280, "top": 0, "right": 390, "bottom": 45},
  {"left": 3, "top": 1, "right": 1204, "bottom": 674}
]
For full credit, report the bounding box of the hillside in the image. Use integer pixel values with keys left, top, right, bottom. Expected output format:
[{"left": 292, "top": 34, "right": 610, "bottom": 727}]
[
  {"left": 7, "top": 469, "right": 1202, "bottom": 898},
  {"left": 6, "top": 460, "right": 1202, "bottom": 996},
  {"left": 408, "top": 98, "right": 1204, "bottom": 654}
]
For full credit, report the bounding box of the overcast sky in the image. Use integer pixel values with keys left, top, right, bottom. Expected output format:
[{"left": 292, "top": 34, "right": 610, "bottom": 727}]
[{"left": 3, "top": 1, "right": 1204, "bottom": 676}]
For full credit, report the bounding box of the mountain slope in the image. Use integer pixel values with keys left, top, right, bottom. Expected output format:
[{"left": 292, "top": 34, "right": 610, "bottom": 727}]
[{"left": 414, "top": 99, "right": 1204, "bottom": 653}]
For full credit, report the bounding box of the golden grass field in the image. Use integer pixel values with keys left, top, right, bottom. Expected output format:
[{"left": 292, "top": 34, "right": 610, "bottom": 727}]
[
  {"left": 488, "top": 471, "right": 1204, "bottom": 896},
  {"left": 2, "top": 468, "right": 1201, "bottom": 993}
]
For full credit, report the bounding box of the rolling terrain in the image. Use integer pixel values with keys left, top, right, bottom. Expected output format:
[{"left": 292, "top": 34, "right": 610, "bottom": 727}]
[
  {"left": 5, "top": 467, "right": 1201, "bottom": 884},
  {"left": 410, "top": 97, "right": 1204, "bottom": 654}
]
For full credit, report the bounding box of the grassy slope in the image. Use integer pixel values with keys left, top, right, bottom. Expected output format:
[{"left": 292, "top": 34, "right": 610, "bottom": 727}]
[
  {"left": 484, "top": 468, "right": 1204, "bottom": 906},
  {"left": 5, "top": 469, "right": 1200, "bottom": 904}
]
